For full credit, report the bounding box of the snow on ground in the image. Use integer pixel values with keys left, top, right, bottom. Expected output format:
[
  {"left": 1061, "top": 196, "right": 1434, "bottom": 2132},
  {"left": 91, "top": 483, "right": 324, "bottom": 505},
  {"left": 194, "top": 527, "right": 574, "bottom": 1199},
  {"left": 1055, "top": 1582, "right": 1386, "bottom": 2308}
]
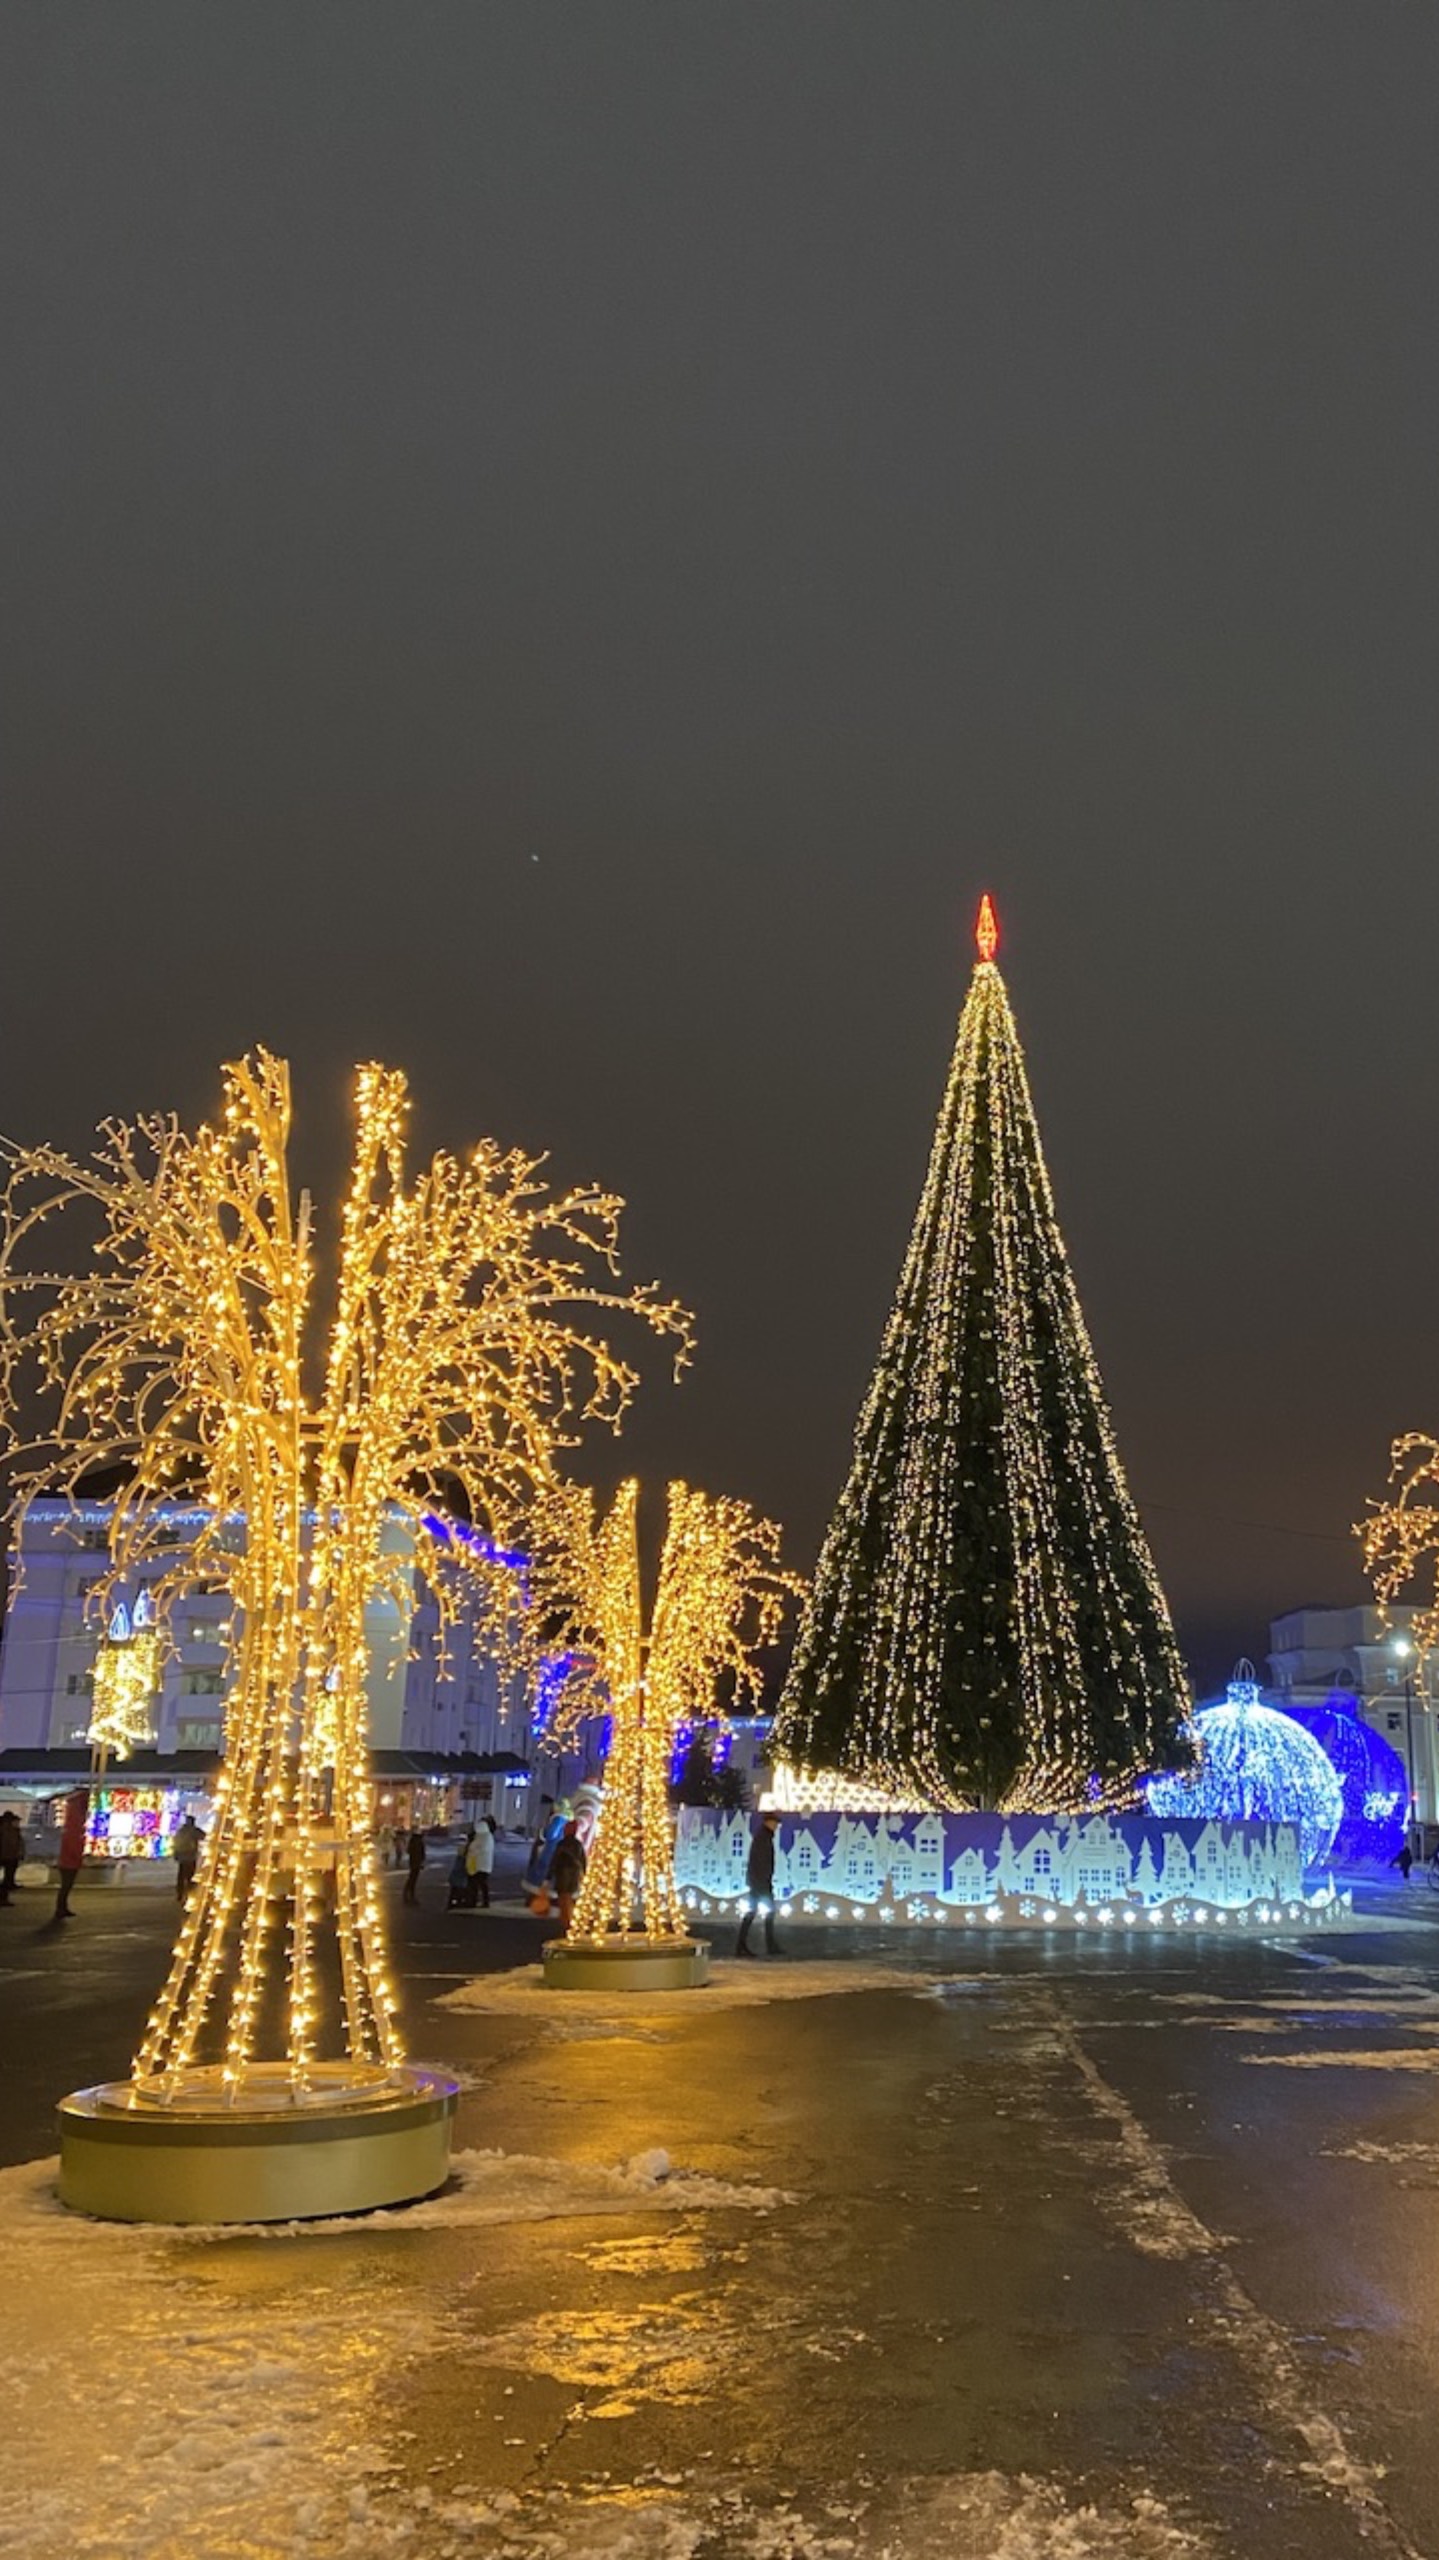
[
  {"left": 0, "top": 2139, "right": 1220, "bottom": 2560},
  {"left": 1239, "top": 2047, "right": 1439, "bottom": 2071},
  {"left": 438, "top": 1961, "right": 925, "bottom": 2031},
  {"left": 0, "top": 2146, "right": 786, "bottom": 2560}
]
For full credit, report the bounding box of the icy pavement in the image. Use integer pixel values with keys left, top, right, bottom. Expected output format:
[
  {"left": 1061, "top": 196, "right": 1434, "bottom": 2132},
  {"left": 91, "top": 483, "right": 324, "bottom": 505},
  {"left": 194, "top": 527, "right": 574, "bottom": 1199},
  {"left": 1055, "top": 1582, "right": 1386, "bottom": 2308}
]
[{"left": 6, "top": 1895, "right": 1439, "bottom": 2557}]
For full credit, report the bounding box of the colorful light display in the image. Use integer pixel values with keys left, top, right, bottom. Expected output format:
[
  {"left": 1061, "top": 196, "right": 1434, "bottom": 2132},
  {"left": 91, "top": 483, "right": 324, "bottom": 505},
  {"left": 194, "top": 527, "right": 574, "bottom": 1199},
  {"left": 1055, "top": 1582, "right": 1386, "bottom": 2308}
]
[
  {"left": 774, "top": 896, "right": 1192, "bottom": 1813},
  {"left": 1144, "top": 1673, "right": 1343, "bottom": 1870}
]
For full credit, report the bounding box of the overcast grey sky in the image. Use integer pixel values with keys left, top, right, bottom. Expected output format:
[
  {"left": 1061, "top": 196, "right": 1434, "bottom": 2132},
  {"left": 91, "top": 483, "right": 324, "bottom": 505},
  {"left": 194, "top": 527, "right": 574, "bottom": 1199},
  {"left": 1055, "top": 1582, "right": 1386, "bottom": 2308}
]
[{"left": 2, "top": 5, "right": 1437, "bottom": 1683}]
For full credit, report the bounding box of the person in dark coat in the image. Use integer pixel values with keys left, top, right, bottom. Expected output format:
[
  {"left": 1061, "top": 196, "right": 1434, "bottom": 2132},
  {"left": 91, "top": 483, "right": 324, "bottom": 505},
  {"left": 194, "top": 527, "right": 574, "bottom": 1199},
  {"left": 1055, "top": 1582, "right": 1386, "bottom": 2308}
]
[
  {"left": 736, "top": 1811, "right": 783, "bottom": 1957},
  {"left": 171, "top": 1813, "right": 204, "bottom": 1904},
  {"left": 0, "top": 1807, "right": 26, "bottom": 1904},
  {"left": 54, "top": 1786, "right": 90, "bottom": 1919},
  {"left": 550, "top": 1820, "right": 587, "bottom": 1936},
  {"left": 403, "top": 1825, "right": 427, "bottom": 1905}
]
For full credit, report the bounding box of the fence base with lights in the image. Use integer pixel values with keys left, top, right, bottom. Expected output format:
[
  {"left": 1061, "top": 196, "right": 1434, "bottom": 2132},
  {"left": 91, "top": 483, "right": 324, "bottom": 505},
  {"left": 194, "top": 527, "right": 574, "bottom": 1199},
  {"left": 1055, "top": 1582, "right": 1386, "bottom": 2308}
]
[
  {"left": 542, "top": 1933, "right": 712, "bottom": 1992},
  {"left": 676, "top": 1808, "right": 1348, "bottom": 1932},
  {"left": 56, "top": 2065, "right": 460, "bottom": 2225}
]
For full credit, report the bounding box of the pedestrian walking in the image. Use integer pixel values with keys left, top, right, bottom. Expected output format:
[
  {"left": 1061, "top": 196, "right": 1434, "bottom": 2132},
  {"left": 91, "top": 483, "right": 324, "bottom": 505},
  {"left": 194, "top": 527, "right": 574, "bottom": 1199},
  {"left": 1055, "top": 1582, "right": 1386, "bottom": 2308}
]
[
  {"left": 172, "top": 1813, "right": 204, "bottom": 1904},
  {"left": 550, "top": 1819, "right": 586, "bottom": 1936},
  {"left": 0, "top": 1807, "right": 26, "bottom": 1904},
  {"left": 735, "top": 1811, "right": 783, "bottom": 1958},
  {"left": 524, "top": 1796, "right": 556, "bottom": 1887},
  {"left": 404, "top": 1825, "right": 427, "bottom": 1904},
  {"left": 376, "top": 1822, "right": 394, "bottom": 1870},
  {"left": 467, "top": 1817, "right": 495, "bottom": 1909},
  {"left": 1395, "top": 1841, "right": 1414, "bottom": 1883},
  {"left": 53, "top": 1785, "right": 90, "bottom": 1920},
  {"left": 447, "top": 1833, "right": 473, "bottom": 1909}
]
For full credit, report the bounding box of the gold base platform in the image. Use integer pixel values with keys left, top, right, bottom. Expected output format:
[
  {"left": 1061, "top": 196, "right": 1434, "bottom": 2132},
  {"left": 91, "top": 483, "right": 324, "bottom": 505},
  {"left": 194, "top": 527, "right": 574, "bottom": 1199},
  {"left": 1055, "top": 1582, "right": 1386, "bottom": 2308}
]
[
  {"left": 542, "top": 1933, "right": 711, "bottom": 1992},
  {"left": 56, "top": 2062, "right": 459, "bottom": 2224}
]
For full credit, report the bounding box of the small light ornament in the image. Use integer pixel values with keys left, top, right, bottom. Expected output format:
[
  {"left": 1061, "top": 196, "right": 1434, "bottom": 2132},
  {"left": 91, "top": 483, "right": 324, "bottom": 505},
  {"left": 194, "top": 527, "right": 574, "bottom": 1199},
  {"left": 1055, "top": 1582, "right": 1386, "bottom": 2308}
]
[
  {"left": 88, "top": 1589, "right": 161, "bottom": 1775},
  {"left": 1145, "top": 1666, "right": 1343, "bottom": 1871}
]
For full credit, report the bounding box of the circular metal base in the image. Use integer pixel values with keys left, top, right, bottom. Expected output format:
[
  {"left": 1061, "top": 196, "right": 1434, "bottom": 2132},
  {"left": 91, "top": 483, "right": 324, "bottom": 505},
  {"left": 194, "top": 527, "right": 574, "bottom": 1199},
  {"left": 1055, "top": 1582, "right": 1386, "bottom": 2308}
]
[
  {"left": 542, "top": 1933, "right": 712, "bottom": 1992},
  {"left": 56, "top": 2063, "right": 458, "bottom": 2224}
]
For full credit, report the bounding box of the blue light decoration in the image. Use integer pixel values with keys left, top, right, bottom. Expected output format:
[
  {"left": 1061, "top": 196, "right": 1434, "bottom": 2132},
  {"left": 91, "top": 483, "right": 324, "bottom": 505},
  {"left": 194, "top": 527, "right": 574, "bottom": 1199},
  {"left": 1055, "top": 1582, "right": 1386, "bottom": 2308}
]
[
  {"left": 1144, "top": 1669, "right": 1343, "bottom": 1871},
  {"left": 533, "top": 1650, "right": 581, "bottom": 1740},
  {"left": 1272, "top": 1693, "right": 1407, "bottom": 1865},
  {"left": 419, "top": 1511, "right": 531, "bottom": 1576}
]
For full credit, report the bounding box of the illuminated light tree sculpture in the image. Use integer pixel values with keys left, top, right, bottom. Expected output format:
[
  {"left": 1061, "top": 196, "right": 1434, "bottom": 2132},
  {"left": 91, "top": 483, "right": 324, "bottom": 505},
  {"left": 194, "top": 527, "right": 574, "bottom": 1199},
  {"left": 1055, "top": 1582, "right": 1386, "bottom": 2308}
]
[
  {"left": 0, "top": 1052, "right": 687, "bottom": 2218},
  {"left": 88, "top": 1589, "right": 160, "bottom": 1778},
  {"left": 535, "top": 1477, "right": 800, "bottom": 1989},
  {"left": 772, "top": 895, "right": 1192, "bottom": 1814},
  {"left": 1357, "top": 1429, "right": 1439, "bottom": 1826}
]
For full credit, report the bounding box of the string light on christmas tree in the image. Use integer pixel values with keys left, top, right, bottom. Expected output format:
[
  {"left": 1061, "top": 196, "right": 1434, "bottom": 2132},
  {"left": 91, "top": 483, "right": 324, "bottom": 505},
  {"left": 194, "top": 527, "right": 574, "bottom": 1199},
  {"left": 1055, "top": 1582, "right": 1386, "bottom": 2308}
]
[
  {"left": 773, "top": 894, "right": 1192, "bottom": 1814},
  {"left": 1144, "top": 1668, "right": 1343, "bottom": 1870},
  {"left": 88, "top": 1589, "right": 160, "bottom": 1771},
  {"left": 0, "top": 1051, "right": 689, "bottom": 2133},
  {"left": 536, "top": 1478, "right": 800, "bottom": 1948}
]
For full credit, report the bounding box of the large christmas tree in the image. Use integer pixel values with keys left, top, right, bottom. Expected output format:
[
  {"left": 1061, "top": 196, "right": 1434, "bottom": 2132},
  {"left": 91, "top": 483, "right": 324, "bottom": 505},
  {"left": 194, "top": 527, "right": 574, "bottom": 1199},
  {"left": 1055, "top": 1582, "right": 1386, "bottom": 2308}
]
[{"left": 773, "top": 897, "right": 1191, "bottom": 1812}]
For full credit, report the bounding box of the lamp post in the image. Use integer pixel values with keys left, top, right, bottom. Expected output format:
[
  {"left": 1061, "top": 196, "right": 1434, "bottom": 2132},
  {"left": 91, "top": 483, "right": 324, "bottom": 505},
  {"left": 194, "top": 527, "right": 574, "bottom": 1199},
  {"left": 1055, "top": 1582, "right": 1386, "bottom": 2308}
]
[{"left": 1391, "top": 1633, "right": 1418, "bottom": 1844}]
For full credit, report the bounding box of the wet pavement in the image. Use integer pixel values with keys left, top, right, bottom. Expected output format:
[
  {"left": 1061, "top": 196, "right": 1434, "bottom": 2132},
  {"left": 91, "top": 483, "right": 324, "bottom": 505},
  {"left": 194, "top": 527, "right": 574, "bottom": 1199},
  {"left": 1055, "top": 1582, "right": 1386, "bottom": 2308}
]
[{"left": 4, "top": 1868, "right": 1439, "bottom": 2557}]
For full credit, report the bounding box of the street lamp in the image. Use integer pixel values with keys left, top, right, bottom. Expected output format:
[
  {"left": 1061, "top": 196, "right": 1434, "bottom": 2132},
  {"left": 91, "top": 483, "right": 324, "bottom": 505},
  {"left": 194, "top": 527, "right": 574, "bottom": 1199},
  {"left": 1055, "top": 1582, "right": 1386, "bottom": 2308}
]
[{"left": 1391, "top": 1634, "right": 1418, "bottom": 1841}]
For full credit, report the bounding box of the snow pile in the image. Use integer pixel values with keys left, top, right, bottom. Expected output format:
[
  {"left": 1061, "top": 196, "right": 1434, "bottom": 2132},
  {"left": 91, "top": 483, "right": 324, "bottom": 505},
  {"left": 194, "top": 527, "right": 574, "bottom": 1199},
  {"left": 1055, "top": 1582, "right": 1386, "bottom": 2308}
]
[
  {"left": 439, "top": 1958, "right": 924, "bottom": 2028},
  {"left": 0, "top": 2143, "right": 788, "bottom": 2245},
  {"left": 259, "top": 2470, "right": 1216, "bottom": 2559}
]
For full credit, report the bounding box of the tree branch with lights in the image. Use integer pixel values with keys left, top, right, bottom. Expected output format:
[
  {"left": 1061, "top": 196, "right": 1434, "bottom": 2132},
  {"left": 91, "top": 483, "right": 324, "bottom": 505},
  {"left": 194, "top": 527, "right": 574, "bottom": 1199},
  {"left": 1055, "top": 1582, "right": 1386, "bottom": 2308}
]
[{"left": 1357, "top": 1430, "right": 1439, "bottom": 1661}]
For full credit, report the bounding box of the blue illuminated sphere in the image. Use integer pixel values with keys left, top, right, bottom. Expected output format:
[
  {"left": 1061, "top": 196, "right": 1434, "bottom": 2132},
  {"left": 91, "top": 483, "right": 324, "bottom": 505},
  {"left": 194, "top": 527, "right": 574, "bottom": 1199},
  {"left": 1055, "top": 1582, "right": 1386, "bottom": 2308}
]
[
  {"left": 1273, "top": 1696, "right": 1407, "bottom": 1865},
  {"left": 1145, "top": 1681, "right": 1343, "bottom": 1869}
]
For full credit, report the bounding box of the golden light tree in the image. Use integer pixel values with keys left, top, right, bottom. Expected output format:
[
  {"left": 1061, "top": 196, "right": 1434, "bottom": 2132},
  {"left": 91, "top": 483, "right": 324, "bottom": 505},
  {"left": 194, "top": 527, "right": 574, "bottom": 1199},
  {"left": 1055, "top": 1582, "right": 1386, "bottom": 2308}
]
[
  {"left": 0, "top": 1052, "right": 687, "bottom": 2104},
  {"left": 535, "top": 1478, "right": 800, "bottom": 1945},
  {"left": 1357, "top": 1431, "right": 1439, "bottom": 1659},
  {"left": 88, "top": 1590, "right": 161, "bottom": 1775}
]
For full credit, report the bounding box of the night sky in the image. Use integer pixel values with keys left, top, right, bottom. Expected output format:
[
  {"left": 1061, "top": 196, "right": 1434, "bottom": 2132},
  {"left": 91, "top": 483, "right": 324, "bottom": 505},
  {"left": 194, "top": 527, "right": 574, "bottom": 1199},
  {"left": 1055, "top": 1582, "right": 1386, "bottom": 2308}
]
[{"left": 3, "top": 8, "right": 1438, "bottom": 1689}]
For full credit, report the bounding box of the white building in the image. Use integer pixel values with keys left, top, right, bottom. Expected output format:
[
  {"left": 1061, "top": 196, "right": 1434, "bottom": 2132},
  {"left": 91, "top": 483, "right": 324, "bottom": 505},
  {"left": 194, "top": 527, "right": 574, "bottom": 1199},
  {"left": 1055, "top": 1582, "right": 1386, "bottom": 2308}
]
[
  {"left": 1269, "top": 1602, "right": 1436, "bottom": 1827},
  {"left": 0, "top": 1499, "right": 524, "bottom": 1771}
]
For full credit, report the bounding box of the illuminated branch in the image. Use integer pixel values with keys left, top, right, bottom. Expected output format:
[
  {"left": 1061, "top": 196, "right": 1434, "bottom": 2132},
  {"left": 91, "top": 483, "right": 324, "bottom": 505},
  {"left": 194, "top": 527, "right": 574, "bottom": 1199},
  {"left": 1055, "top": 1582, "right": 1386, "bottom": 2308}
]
[
  {"left": 0, "top": 1052, "right": 689, "bottom": 2098},
  {"left": 1357, "top": 1432, "right": 1439, "bottom": 1661}
]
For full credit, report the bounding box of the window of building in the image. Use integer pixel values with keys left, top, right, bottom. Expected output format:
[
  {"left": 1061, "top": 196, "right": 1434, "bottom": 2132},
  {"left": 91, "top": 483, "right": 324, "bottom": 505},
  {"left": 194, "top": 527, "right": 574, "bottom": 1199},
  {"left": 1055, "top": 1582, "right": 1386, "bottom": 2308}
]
[
  {"left": 65, "top": 1671, "right": 95, "bottom": 1696},
  {"left": 180, "top": 1670, "right": 223, "bottom": 1697},
  {"left": 177, "top": 1719, "right": 222, "bottom": 1749}
]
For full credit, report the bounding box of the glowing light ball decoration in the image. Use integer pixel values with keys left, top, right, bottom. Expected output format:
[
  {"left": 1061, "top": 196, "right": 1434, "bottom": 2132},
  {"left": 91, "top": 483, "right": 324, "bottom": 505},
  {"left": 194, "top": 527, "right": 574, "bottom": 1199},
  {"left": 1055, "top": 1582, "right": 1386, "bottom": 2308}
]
[
  {"left": 1145, "top": 1672, "right": 1343, "bottom": 1871},
  {"left": 1274, "top": 1698, "right": 1407, "bottom": 1865}
]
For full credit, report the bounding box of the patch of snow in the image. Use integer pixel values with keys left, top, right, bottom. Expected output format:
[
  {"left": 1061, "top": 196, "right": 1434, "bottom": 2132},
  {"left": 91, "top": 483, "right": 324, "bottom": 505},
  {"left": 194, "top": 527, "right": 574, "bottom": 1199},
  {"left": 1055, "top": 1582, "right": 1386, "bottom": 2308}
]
[
  {"left": 438, "top": 1958, "right": 925, "bottom": 2028},
  {"left": 1240, "top": 2047, "right": 1439, "bottom": 2071},
  {"left": 1326, "top": 2139, "right": 1439, "bottom": 2165}
]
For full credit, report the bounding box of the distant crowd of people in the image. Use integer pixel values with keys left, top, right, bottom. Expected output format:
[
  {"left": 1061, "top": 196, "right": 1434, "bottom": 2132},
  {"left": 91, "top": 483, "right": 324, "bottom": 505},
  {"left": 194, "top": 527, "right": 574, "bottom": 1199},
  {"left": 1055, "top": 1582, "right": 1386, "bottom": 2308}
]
[{"left": 0, "top": 1790, "right": 790, "bottom": 1960}]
